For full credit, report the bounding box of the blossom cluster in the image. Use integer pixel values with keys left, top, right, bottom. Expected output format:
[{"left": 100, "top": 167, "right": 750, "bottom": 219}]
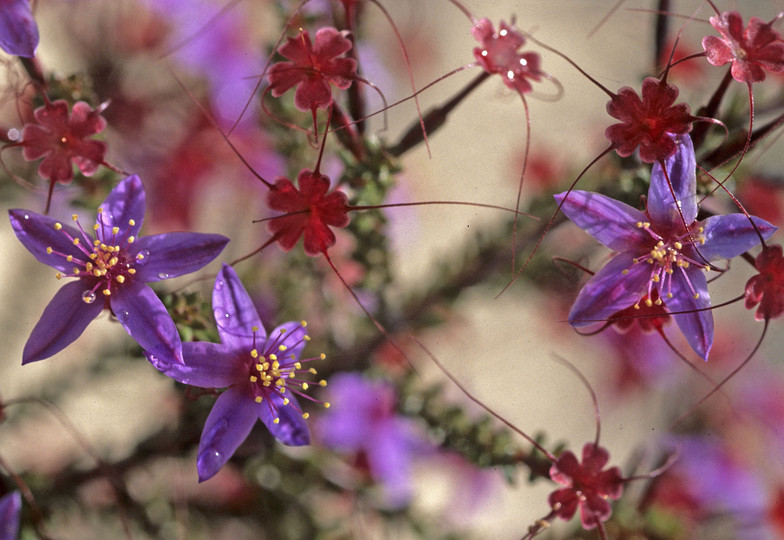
[{"left": 1, "top": 1, "right": 784, "bottom": 539}]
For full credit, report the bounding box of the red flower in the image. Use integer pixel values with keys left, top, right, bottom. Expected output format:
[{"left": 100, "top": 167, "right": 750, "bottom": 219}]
[
  {"left": 20, "top": 99, "right": 108, "bottom": 183},
  {"left": 267, "top": 27, "right": 357, "bottom": 113},
  {"left": 471, "top": 18, "right": 542, "bottom": 94},
  {"left": 745, "top": 244, "right": 784, "bottom": 321},
  {"left": 548, "top": 443, "right": 624, "bottom": 530},
  {"left": 265, "top": 169, "right": 350, "bottom": 256},
  {"left": 605, "top": 77, "right": 695, "bottom": 163},
  {"left": 608, "top": 290, "right": 671, "bottom": 334},
  {"left": 702, "top": 11, "right": 784, "bottom": 84}
]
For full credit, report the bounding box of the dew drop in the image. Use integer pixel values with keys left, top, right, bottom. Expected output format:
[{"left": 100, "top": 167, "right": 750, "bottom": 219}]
[
  {"left": 157, "top": 272, "right": 169, "bottom": 279},
  {"left": 81, "top": 291, "right": 96, "bottom": 304},
  {"left": 7, "top": 128, "right": 19, "bottom": 141},
  {"left": 116, "top": 310, "right": 130, "bottom": 323},
  {"left": 135, "top": 249, "right": 150, "bottom": 266},
  {"left": 215, "top": 279, "right": 224, "bottom": 290},
  {"left": 23, "top": 214, "right": 29, "bottom": 220}
]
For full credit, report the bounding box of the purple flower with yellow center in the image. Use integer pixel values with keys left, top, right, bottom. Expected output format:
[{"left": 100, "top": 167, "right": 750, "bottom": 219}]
[
  {"left": 8, "top": 175, "right": 229, "bottom": 364},
  {"left": 0, "top": 491, "right": 21, "bottom": 540},
  {"left": 148, "top": 264, "right": 328, "bottom": 482},
  {"left": 555, "top": 135, "right": 775, "bottom": 359}
]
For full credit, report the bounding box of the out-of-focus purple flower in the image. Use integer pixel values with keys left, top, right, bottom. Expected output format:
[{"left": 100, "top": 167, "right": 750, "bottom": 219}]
[
  {"left": 318, "top": 372, "right": 425, "bottom": 508},
  {"left": 149, "top": 264, "right": 325, "bottom": 482},
  {"left": 8, "top": 175, "right": 229, "bottom": 364},
  {"left": 555, "top": 134, "right": 775, "bottom": 359},
  {"left": 0, "top": 0, "right": 38, "bottom": 58},
  {"left": 0, "top": 491, "right": 21, "bottom": 540}
]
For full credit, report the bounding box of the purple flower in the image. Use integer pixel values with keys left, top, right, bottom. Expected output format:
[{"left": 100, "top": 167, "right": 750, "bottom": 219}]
[
  {"left": 555, "top": 135, "right": 775, "bottom": 359},
  {"left": 0, "top": 0, "right": 38, "bottom": 58},
  {"left": 8, "top": 175, "right": 229, "bottom": 364},
  {"left": 149, "top": 264, "right": 326, "bottom": 482},
  {"left": 0, "top": 491, "right": 21, "bottom": 540},
  {"left": 317, "top": 372, "right": 425, "bottom": 508}
]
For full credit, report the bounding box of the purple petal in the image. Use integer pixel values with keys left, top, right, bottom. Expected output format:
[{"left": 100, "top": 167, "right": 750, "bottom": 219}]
[
  {"left": 265, "top": 321, "right": 309, "bottom": 364},
  {"left": 554, "top": 191, "right": 648, "bottom": 251},
  {"left": 197, "top": 386, "right": 258, "bottom": 482},
  {"left": 211, "top": 264, "right": 264, "bottom": 349},
  {"left": 366, "top": 421, "right": 413, "bottom": 508},
  {"left": 149, "top": 341, "right": 246, "bottom": 387},
  {"left": 97, "top": 175, "right": 145, "bottom": 240},
  {"left": 110, "top": 282, "right": 183, "bottom": 364},
  {"left": 569, "top": 253, "right": 651, "bottom": 326},
  {"left": 257, "top": 392, "right": 310, "bottom": 446},
  {"left": 699, "top": 214, "right": 776, "bottom": 260},
  {"left": 131, "top": 232, "right": 228, "bottom": 283},
  {"left": 0, "top": 0, "right": 38, "bottom": 57},
  {"left": 9, "top": 209, "right": 90, "bottom": 272},
  {"left": 666, "top": 268, "right": 713, "bottom": 360},
  {"left": 22, "top": 280, "right": 103, "bottom": 364},
  {"left": 0, "top": 491, "right": 21, "bottom": 540},
  {"left": 647, "top": 134, "right": 697, "bottom": 226}
]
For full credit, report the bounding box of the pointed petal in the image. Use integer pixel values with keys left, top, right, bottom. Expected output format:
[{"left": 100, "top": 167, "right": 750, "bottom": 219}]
[
  {"left": 647, "top": 134, "right": 698, "bottom": 226},
  {"left": 149, "top": 341, "right": 245, "bottom": 388},
  {"left": 699, "top": 214, "right": 776, "bottom": 260},
  {"left": 9, "top": 209, "right": 89, "bottom": 272},
  {"left": 265, "top": 321, "right": 309, "bottom": 363},
  {"left": 131, "top": 232, "right": 229, "bottom": 283},
  {"left": 111, "top": 282, "right": 183, "bottom": 364},
  {"left": 666, "top": 268, "right": 713, "bottom": 360},
  {"left": 555, "top": 191, "right": 648, "bottom": 251},
  {"left": 257, "top": 392, "right": 310, "bottom": 446},
  {"left": 197, "top": 387, "right": 258, "bottom": 482},
  {"left": 23, "top": 280, "right": 103, "bottom": 364},
  {"left": 569, "top": 253, "right": 651, "bottom": 326},
  {"left": 98, "top": 175, "right": 145, "bottom": 240},
  {"left": 0, "top": 0, "right": 38, "bottom": 57},
  {"left": 211, "top": 264, "right": 264, "bottom": 349},
  {"left": 0, "top": 491, "right": 21, "bottom": 540}
]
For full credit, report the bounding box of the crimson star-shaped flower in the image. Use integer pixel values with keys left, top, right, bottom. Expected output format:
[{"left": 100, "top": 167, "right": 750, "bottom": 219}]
[
  {"left": 471, "top": 18, "right": 542, "bottom": 95},
  {"left": 605, "top": 77, "right": 696, "bottom": 163},
  {"left": 548, "top": 443, "right": 624, "bottom": 530},
  {"left": 267, "top": 27, "right": 357, "bottom": 113},
  {"left": 20, "top": 99, "right": 109, "bottom": 184},
  {"left": 702, "top": 11, "right": 784, "bottom": 84},
  {"left": 265, "top": 168, "right": 350, "bottom": 257},
  {"left": 745, "top": 244, "right": 784, "bottom": 321}
]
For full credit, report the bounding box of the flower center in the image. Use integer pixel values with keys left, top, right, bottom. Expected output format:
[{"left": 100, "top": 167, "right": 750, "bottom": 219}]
[
  {"left": 627, "top": 220, "right": 707, "bottom": 308},
  {"left": 47, "top": 208, "right": 140, "bottom": 304},
  {"left": 245, "top": 321, "right": 329, "bottom": 424}
]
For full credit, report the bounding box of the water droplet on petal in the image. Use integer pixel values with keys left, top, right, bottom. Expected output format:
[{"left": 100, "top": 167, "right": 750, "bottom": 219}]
[
  {"left": 215, "top": 280, "right": 224, "bottom": 290},
  {"left": 7, "top": 128, "right": 19, "bottom": 141},
  {"left": 135, "top": 249, "right": 150, "bottom": 266},
  {"left": 81, "top": 290, "right": 96, "bottom": 304},
  {"left": 116, "top": 310, "right": 130, "bottom": 323},
  {"left": 23, "top": 214, "right": 29, "bottom": 220},
  {"left": 157, "top": 272, "right": 169, "bottom": 279}
]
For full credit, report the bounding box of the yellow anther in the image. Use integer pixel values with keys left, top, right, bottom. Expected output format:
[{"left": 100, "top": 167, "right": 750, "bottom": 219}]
[
  {"left": 127, "top": 236, "right": 135, "bottom": 243},
  {"left": 674, "top": 241, "right": 682, "bottom": 250},
  {"left": 250, "top": 375, "right": 258, "bottom": 383},
  {"left": 324, "top": 402, "right": 331, "bottom": 409},
  {"left": 300, "top": 320, "right": 307, "bottom": 327},
  {"left": 636, "top": 221, "right": 643, "bottom": 228},
  {"left": 128, "top": 219, "right": 135, "bottom": 226},
  {"left": 667, "top": 293, "right": 673, "bottom": 298},
  {"left": 98, "top": 207, "right": 104, "bottom": 213},
  {"left": 251, "top": 349, "right": 259, "bottom": 358},
  {"left": 272, "top": 360, "right": 280, "bottom": 370},
  {"left": 103, "top": 289, "right": 111, "bottom": 296},
  {"left": 128, "top": 268, "right": 136, "bottom": 274},
  {"left": 54, "top": 222, "right": 62, "bottom": 230},
  {"left": 278, "top": 344, "right": 287, "bottom": 351},
  {"left": 116, "top": 275, "right": 125, "bottom": 284},
  {"left": 693, "top": 293, "right": 700, "bottom": 299},
  {"left": 269, "top": 354, "right": 277, "bottom": 361},
  {"left": 319, "top": 380, "right": 327, "bottom": 387},
  {"left": 255, "top": 396, "right": 263, "bottom": 403},
  {"left": 320, "top": 353, "right": 326, "bottom": 360},
  {"left": 652, "top": 275, "right": 660, "bottom": 283},
  {"left": 294, "top": 362, "right": 301, "bottom": 369},
  {"left": 302, "top": 382, "right": 309, "bottom": 390},
  {"left": 302, "top": 413, "right": 310, "bottom": 419},
  {"left": 634, "top": 304, "right": 640, "bottom": 310},
  {"left": 273, "top": 418, "right": 280, "bottom": 424},
  {"left": 655, "top": 299, "right": 663, "bottom": 305},
  {"left": 621, "top": 269, "right": 629, "bottom": 275},
  {"left": 304, "top": 335, "right": 311, "bottom": 341},
  {"left": 252, "top": 325, "right": 258, "bottom": 332},
  {"left": 280, "top": 328, "right": 287, "bottom": 334},
  {"left": 72, "top": 214, "right": 78, "bottom": 221},
  {"left": 46, "top": 247, "right": 53, "bottom": 254},
  {"left": 73, "top": 268, "right": 80, "bottom": 274},
  {"left": 93, "top": 269, "right": 102, "bottom": 277},
  {"left": 645, "top": 298, "right": 653, "bottom": 307},
  {"left": 288, "top": 373, "right": 295, "bottom": 378},
  {"left": 112, "top": 226, "right": 120, "bottom": 235},
  {"left": 309, "top": 368, "right": 317, "bottom": 374},
  {"left": 256, "top": 363, "right": 263, "bottom": 371},
  {"left": 66, "top": 255, "right": 73, "bottom": 262},
  {"left": 136, "top": 252, "right": 144, "bottom": 260},
  {"left": 282, "top": 398, "right": 290, "bottom": 405},
  {"left": 55, "top": 272, "right": 62, "bottom": 280},
  {"left": 72, "top": 238, "right": 80, "bottom": 245},
  {"left": 93, "top": 224, "right": 99, "bottom": 231}
]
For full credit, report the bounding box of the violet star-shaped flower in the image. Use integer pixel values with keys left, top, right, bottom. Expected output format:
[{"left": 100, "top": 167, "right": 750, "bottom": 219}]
[
  {"left": 471, "top": 18, "right": 542, "bottom": 94},
  {"left": 548, "top": 443, "right": 624, "bottom": 530},
  {"left": 317, "top": 372, "right": 425, "bottom": 508},
  {"left": 555, "top": 135, "right": 775, "bottom": 359},
  {"left": 149, "top": 264, "right": 326, "bottom": 482},
  {"left": 9, "top": 174, "right": 229, "bottom": 364},
  {"left": 0, "top": 491, "right": 21, "bottom": 540},
  {"left": 0, "top": 0, "right": 38, "bottom": 57},
  {"left": 702, "top": 11, "right": 784, "bottom": 84}
]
